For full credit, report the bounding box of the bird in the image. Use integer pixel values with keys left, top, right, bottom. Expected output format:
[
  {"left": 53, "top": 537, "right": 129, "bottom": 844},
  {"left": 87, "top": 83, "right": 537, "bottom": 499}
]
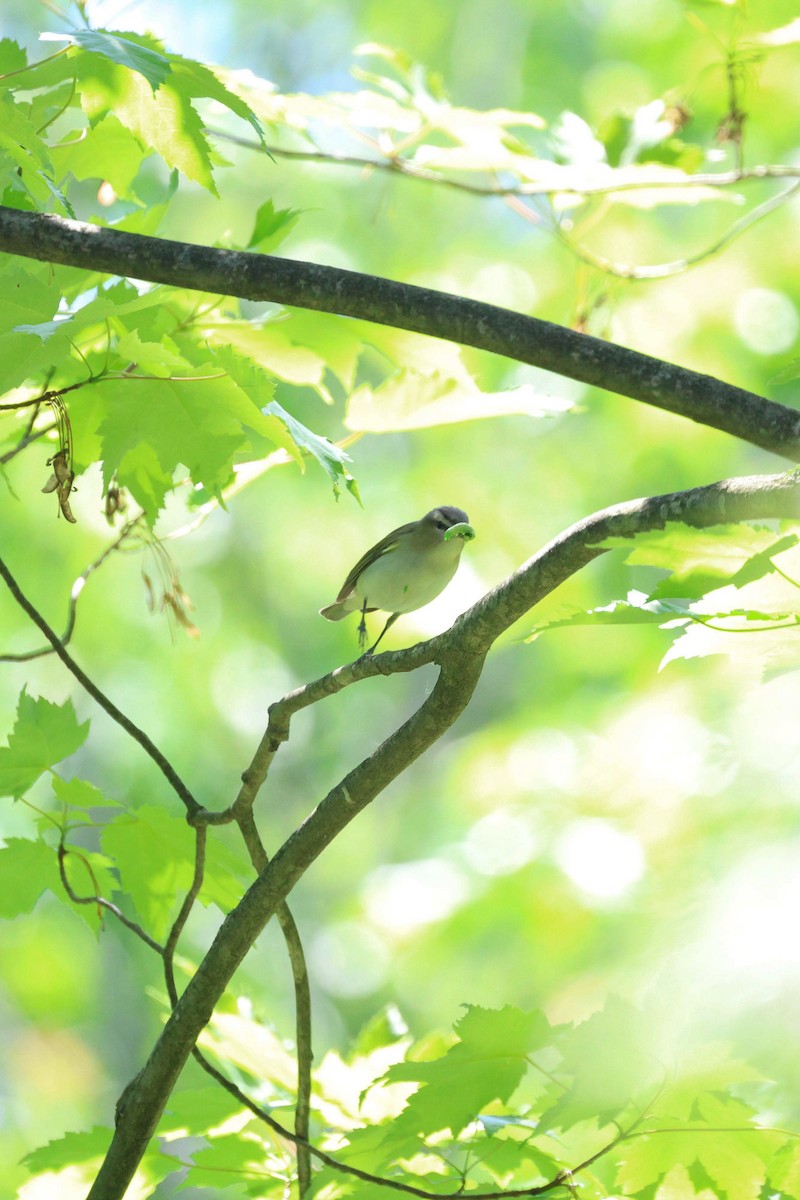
[{"left": 320, "top": 505, "right": 475, "bottom": 655}]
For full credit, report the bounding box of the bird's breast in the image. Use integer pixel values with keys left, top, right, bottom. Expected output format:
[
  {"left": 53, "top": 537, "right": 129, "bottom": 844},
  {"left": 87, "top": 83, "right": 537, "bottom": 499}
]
[{"left": 356, "top": 539, "right": 463, "bottom": 614}]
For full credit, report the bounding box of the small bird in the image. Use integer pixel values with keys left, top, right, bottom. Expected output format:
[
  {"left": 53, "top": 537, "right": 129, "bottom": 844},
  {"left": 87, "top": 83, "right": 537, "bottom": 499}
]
[{"left": 320, "top": 505, "right": 475, "bottom": 655}]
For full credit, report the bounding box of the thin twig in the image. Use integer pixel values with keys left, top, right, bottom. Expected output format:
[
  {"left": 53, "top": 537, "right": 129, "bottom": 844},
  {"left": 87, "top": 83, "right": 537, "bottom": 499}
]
[
  {"left": 0, "top": 377, "right": 100, "bottom": 411},
  {"left": 163, "top": 827, "right": 207, "bottom": 1006},
  {"left": 0, "top": 420, "right": 57, "bottom": 465},
  {"left": 1, "top": 517, "right": 143, "bottom": 662},
  {"left": 0, "top": 555, "right": 202, "bottom": 819},
  {"left": 563, "top": 179, "right": 800, "bottom": 280},
  {"left": 171, "top": 1042, "right": 574, "bottom": 1199},
  {"left": 207, "top": 127, "right": 800, "bottom": 197},
  {"left": 58, "top": 842, "right": 164, "bottom": 953}
]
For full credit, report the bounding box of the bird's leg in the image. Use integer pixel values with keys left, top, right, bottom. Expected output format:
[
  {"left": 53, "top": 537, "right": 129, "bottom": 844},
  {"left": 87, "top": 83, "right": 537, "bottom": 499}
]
[
  {"left": 365, "top": 611, "right": 399, "bottom": 656},
  {"left": 357, "top": 598, "right": 369, "bottom": 650}
]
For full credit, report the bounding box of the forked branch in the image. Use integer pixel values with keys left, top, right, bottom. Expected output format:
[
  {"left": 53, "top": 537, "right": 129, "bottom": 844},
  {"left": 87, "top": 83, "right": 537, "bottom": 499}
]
[{"left": 81, "top": 470, "right": 800, "bottom": 1200}]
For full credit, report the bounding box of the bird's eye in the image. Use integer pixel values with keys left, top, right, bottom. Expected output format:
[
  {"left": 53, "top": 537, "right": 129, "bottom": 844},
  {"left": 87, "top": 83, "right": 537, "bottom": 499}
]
[{"left": 435, "top": 520, "right": 447, "bottom": 530}]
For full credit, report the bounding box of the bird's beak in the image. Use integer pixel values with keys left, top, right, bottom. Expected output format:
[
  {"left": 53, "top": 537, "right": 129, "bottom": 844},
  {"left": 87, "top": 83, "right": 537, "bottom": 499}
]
[{"left": 444, "top": 522, "right": 476, "bottom": 542}]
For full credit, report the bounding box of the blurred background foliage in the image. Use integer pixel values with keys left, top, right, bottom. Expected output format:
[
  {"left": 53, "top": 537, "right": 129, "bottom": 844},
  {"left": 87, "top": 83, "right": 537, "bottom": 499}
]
[{"left": 2, "top": 0, "right": 800, "bottom": 1193}]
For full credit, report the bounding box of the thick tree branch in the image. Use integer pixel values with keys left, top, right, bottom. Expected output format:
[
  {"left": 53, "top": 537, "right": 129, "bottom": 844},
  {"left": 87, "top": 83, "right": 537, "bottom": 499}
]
[
  {"left": 236, "top": 809, "right": 313, "bottom": 1196},
  {"left": 1, "top": 206, "right": 799, "bottom": 459},
  {"left": 87, "top": 470, "right": 800, "bottom": 1200}
]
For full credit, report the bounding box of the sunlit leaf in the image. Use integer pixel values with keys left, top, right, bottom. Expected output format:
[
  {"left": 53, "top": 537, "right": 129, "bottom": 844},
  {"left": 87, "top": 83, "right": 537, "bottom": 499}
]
[
  {"left": 526, "top": 591, "right": 683, "bottom": 639},
  {"left": 247, "top": 198, "right": 303, "bottom": 251},
  {"left": 169, "top": 53, "right": 266, "bottom": 148},
  {"left": 0, "top": 838, "right": 60, "bottom": 916},
  {"left": 0, "top": 38, "right": 26, "bottom": 73},
  {"left": 52, "top": 114, "right": 146, "bottom": 195},
  {"left": 76, "top": 49, "right": 217, "bottom": 192},
  {"left": 100, "top": 806, "right": 194, "bottom": 938},
  {"left": 384, "top": 1005, "right": 551, "bottom": 1137},
  {"left": 199, "top": 1010, "right": 299, "bottom": 1092},
  {"left": 22, "top": 1126, "right": 114, "bottom": 1172},
  {"left": 599, "top": 524, "right": 800, "bottom": 600},
  {"left": 264, "top": 399, "right": 357, "bottom": 497},
  {"left": 69, "top": 29, "right": 172, "bottom": 92},
  {"left": 346, "top": 371, "right": 572, "bottom": 432},
  {"left": 0, "top": 264, "right": 61, "bottom": 335},
  {"left": 161, "top": 1086, "right": 246, "bottom": 1136},
  {"left": 539, "top": 997, "right": 657, "bottom": 1128},
  {"left": 51, "top": 775, "right": 120, "bottom": 810},
  {"left": 0, "top": 691, "right": 89, "bottom": 797},
  {"left": 183, "top": 1131, "right": 288, "bottom": 1194}
]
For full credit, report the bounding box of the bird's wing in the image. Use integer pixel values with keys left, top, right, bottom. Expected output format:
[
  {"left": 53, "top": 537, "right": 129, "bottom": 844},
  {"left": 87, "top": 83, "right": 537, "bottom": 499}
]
[{"left": 335, "top": 520, "right": 417, "bottom": 602}]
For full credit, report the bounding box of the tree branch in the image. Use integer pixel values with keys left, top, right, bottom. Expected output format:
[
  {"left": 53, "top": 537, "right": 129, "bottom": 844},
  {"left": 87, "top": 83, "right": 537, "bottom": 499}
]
[
  {"left": 57, "top": 842, "right": 164, "bottom": 954},
  {"left": 236, "top": 809, "right": 314, "bottom": 1196},
  {"left": 209, "top": 128, "right": 800, "bottom": 197},
  {"left": 1, "top": 206, "right": 799, "bottom": 459},
  {"left": 87, "top": 470, "right": 800, "bottom": 1200},
  {"left": 1, "top": 516, "right": 142, "bottom": 662}
]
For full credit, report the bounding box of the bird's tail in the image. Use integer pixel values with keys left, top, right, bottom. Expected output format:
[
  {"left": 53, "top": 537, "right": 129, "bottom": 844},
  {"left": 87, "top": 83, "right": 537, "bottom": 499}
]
[{"left": 319, "top": 602, "right": 351, "bottom": 621}]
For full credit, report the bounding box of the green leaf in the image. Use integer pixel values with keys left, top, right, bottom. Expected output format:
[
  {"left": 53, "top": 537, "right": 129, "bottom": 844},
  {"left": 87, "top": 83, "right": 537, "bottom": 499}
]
[
  {"left": 70, "top": 28, "right": 172, "bottom": 92},
  {"left": 109, "top": 441, "right": 175, "bottom": 518},
  {"left": 169, "top": 54, "right": 266, "bottom": 149},
  {"left": 162, "top": 1086, "right": 247, "bottom": 1136},
  {"left": 385, "top": 1005, "right": 552, "bottom": 1137},
  {"left": 598, "top": 524, "right": 800, "bottom": 601},
  {"left": 352, "top": 1005, "right": 409, "bottom": 1055},
  {"left": 97, "top": 367, "right": 285, "bottom": 518},
  {"left": 52, "top": 114, "right": 146, "bottom": 195},
  {"left": 0, "top": 327, "right": 73, "bottom": 395},
  {"left": 264, "top": 399, "right": 357, "bottom": 498},
  {"left": 182, "top": 1131, "right": 280, "bottom": 1193},
  {"left": 199, "top": 1009, "right": 299, "bottom": 1093},
  {"left": 76, "top": 50, "right": 216, "bottom": 192},
  {"left": 200, "top": 834, "right": 254, "bottom": 913},
  {"left": 101, "top": 807, "right": 251, "bottom": 939},
  {"left": 22, "top": 1126, "right": 114, "bottom": 1172},
  {"left": 0, "top": 264, "right": 61, "bottom": 335},
  {"left": 0, "top": 839, "right": 60, "bottom": 917},
  {"left": 0, "top": 38, "right": 26, "bottom": 73},
  {"left": 114, "top": 330, "right": 191, "bottom": 377},
  {"left": 101, "top": 805, "right": 195, "bottom": 939},
  {"left": 770, "top": 1141, "right": 800, "bottom": 1198},
  {"left": 210, "top": 343, "right": 280, "bottom": 415},
  {"left": 206, "top": 321, "right": 335, "bottom": 402},
  {"left": 0, "top": 91, "right": 53, "bottom": 175},
  {"left": 51, "top": 775, "right": 120, "bottom": 811},
  {"left": 467, "top": 1131, "right": 558, "bottom": 1187},
  {"left": 692, "top": 1096, "right": 776, "bottom": 1200},
  {"left": 21, "top": 1126, "right": 172, "bottom": 1195},
  {"left": 60, "top": 846, "right": 121, "bottom": 932},
  {"left": 0, "top": 691, "right": 89, "bottom": 797},
  {"left": 247, "top": 199, "right": 303, "bottom": 251},
  {"left": 282, "top": 310, "right": 363, "bottom": 392},
  {"left": 540, "top": 997, "right": 657, "bottom": 1128},
  {"left": 346, "top": 371, "right": 572, "bottom": 432},
  {"left": 527, "top": 591, "right": 681, "bottom": 639},
  {"left": 616, "top": 1133, "right": 701, "bottom": 1195}
]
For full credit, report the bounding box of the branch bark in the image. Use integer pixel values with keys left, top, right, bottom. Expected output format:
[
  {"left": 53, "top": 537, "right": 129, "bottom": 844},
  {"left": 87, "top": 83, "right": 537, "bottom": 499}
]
[
  {"left": 83, "top": 470, "right": 800, "bottom": 1200},
  {"left": 1, "top": 206, "right": 799, "bottom": 459}
]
